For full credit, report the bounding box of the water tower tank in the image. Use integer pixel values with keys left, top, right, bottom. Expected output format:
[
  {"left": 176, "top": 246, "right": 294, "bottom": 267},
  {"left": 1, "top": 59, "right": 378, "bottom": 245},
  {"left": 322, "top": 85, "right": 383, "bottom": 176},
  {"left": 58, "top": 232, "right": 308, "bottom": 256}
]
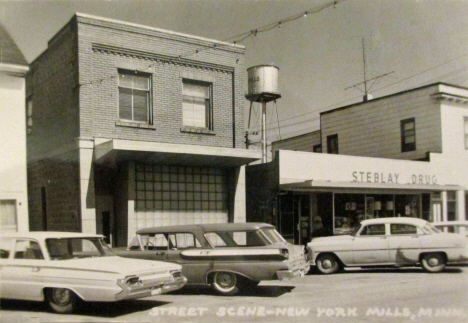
[{"left": 246, "top": 65, "right": 281, "bottom": 103}]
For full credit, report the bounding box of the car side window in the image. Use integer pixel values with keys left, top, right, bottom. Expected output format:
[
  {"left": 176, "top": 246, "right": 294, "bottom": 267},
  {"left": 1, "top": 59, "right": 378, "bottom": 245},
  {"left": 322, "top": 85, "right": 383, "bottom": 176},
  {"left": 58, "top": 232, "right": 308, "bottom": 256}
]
[
  {"left": 204, "top": 232, "right": 227, "bottom": 248},
  {"left": 168, "top": 233, "right": 202, "bottom": 249},
  {"left": 14, "top": 240, "right": 44, "bottom": 259},
  {"left": 359, "top": 224, "right": 386, "bottom": 236},
  {"left": 390, "top": 224, "right": 419, "bottom": 235},
  {"left": 148, "top": 234, "right": 169, "bottom": 250}
]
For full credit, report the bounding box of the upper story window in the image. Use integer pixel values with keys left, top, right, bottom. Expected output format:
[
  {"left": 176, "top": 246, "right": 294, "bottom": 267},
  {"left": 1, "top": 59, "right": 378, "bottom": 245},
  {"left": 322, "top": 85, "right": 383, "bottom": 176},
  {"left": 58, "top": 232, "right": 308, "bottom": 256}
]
[
  {"left": 464, "top": 117, "right": 468, "bottom": 149},
  {"left": 327, "top": 134, "right": 339, "bottom": 154},
  {"left": 118, "top": 70, "right": 151, "bottom": 123},
  {"left": 182, "top": 79, "right": 212, "bottom": 129},
  {"left": 401, "top": 118, "right": 416, "bottom": 152}
]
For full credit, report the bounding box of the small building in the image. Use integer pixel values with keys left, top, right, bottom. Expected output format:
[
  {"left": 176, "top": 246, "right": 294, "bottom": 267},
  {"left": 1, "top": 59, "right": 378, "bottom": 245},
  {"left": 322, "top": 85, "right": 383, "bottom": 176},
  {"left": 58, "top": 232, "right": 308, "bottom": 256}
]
[
  {"left": 0, "top": 23, "right": 29, "bottom": 232},
  {"left": 248, "top": 83, "right": 468, "bottom": 244},
  {"left": 27, "top": 13, "right": 260, "bottom": 246}
]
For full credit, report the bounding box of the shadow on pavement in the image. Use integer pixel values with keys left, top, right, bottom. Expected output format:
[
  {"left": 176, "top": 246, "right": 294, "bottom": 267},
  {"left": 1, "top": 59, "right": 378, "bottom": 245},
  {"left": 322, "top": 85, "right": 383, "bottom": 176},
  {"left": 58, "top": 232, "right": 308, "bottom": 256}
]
[
  {"left": 169, "top": 284, "right": 295, "bottom": 297},
  {"left": 308, "top": 266, "right": 464, "bottom": 275},
  {"left": 0, "top": 298, "right": 170, "bottom": 318}
]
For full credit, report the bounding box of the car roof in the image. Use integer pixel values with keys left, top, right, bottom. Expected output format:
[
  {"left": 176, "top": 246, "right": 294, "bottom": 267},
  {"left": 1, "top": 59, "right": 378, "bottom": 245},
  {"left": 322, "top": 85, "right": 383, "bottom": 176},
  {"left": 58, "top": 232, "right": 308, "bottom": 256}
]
[
  {"left": 360, "top": 217, "right": 428, "bottom": 226},
  {"left": 136, "top": 222, "right": 274, "bottom": 234},
  {"left": 1, "top": 231, "right": 104, "bottom": 240}
]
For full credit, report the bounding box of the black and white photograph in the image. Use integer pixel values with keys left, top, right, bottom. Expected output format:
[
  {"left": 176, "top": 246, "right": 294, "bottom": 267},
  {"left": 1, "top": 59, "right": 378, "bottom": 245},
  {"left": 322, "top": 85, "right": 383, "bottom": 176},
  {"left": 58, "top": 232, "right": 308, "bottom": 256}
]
[{"left": 1, "top": 0, "right": 468, "bottom": 322}]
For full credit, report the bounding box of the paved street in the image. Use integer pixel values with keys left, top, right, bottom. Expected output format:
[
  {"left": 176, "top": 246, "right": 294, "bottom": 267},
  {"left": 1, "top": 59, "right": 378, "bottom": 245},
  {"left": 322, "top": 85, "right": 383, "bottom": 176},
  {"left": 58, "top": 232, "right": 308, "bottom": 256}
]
[{"left": 1, "top": 266, "right": 468, "bottom": 323}]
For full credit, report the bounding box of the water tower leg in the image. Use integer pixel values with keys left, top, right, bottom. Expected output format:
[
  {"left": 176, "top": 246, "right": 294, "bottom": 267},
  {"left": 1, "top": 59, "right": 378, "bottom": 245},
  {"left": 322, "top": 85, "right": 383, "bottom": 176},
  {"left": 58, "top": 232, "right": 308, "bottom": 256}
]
[{"left": 262, "top": 99, "right": 267, "bottom": 163}]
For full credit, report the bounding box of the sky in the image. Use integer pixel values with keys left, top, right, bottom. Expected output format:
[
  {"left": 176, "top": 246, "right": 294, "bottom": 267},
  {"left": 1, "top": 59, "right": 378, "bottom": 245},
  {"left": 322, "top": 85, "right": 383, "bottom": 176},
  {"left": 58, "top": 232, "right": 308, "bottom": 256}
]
[{"left": 2, "top": 0, "right": 468, "bottom": 145}]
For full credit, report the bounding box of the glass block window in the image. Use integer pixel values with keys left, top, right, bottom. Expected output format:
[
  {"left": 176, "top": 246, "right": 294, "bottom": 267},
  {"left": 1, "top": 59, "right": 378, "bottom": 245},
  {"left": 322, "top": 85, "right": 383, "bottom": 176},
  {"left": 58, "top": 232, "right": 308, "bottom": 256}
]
[
  {"left": 135, "top": 164, "right": 228, "bottom": 211},
  {"left": 118, "top": 70, "right": 151, "bottom": 123}
]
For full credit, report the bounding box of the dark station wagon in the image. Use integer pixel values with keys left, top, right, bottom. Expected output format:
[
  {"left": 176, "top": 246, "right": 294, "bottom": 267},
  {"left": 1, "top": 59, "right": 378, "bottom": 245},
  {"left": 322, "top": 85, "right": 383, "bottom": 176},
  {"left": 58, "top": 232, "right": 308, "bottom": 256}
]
[{"left": 115, "top": 223, "right": 310, "bottom": 296}]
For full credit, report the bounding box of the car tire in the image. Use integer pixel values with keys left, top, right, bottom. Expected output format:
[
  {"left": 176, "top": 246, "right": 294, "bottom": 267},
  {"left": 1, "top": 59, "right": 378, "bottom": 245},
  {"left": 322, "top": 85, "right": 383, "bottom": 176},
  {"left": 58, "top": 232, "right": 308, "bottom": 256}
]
[
  {"left": 45, "top": 288, "right": 79, "bottom": 314},
  {"left": 212, "top": 272, "right": 241, "bottom": 296},
  {"left": 421, "top": 253, "right": 446, "bottom": 273},
  {"left": 316, "top": 254, "right": 340, "bottom": 274}
]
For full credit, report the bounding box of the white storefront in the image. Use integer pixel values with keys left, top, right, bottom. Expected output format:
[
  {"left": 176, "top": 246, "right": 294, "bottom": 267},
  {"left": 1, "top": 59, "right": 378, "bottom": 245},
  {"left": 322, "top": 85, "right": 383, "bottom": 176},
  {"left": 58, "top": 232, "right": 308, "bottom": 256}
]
[{"left": 273, "top": 150, "right": 467, "bottom": 244}]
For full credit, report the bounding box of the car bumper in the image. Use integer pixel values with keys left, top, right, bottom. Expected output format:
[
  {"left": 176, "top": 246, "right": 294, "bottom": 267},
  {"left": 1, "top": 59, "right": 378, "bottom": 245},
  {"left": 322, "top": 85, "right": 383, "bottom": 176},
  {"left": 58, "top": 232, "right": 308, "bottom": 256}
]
[
  {"left": 276, "top": 264, "right": 310, "bottom": 280},
  {"left": 115, "top": 275, "right": 187, "bottom": 300}
]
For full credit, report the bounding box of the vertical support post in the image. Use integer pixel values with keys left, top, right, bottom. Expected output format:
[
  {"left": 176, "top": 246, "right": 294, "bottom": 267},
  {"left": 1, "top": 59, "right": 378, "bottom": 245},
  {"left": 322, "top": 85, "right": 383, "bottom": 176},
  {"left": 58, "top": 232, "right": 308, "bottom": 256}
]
[{"left": 261, "top": 99, "right": 267, "bottom": 163}]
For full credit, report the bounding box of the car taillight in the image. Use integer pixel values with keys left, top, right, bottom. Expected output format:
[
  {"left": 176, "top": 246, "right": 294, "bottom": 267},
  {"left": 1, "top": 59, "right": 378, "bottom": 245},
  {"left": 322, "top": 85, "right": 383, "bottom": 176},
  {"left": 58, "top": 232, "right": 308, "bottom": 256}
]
[
  {"left": 281, "top": 248, "right": 289, "bottom": 259},
  {"left": 125, "top": 276, "right": 141, "bottom": 285},
  {"left": 171, "top": 270, "right": 182, "bottom": 279}
]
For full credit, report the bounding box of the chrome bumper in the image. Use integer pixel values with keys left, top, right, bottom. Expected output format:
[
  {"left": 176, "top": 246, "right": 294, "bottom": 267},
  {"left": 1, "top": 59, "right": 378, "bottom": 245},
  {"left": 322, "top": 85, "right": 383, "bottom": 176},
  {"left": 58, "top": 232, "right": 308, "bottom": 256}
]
[
  {"left": 276, "top": 264, "right": 310, "bottom": 280},
  {"left": 115, "top": 275, "right": 187, "bottom": 300}
]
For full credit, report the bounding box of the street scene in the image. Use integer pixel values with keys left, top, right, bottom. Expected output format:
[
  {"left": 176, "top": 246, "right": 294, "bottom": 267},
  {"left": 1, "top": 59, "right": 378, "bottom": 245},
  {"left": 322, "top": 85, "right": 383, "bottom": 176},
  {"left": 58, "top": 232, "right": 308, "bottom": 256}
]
[
  {"left": 2, "top": 0, "right": 468, "bottom": 322},
  {"left": 1, "top": 266, "right": 467, "bottom": 323}
]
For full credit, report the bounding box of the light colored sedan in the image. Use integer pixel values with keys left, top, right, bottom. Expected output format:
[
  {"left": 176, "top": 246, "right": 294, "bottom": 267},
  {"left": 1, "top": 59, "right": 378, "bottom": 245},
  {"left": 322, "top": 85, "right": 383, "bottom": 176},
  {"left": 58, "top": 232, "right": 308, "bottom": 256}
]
[
  {"left": 0, "top": 232, "right": 187, "bottom": 313},
  {"left": 307, "top": 217, "right": 468, "bottom": 274}
]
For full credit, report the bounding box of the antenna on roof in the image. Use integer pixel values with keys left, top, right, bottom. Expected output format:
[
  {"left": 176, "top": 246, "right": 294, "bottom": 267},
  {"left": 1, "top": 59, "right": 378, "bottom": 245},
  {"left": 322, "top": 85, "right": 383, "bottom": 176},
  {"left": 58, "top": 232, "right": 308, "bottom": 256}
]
[{"left": 345, "top": 37, "right": 394, "bottom": 101}]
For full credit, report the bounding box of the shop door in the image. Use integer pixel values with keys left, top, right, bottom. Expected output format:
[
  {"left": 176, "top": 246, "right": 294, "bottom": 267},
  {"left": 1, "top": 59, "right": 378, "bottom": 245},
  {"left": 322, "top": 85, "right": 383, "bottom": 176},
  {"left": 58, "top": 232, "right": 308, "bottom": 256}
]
[{"left": 431, "top": 201, "right": 442, "bottom": 223}]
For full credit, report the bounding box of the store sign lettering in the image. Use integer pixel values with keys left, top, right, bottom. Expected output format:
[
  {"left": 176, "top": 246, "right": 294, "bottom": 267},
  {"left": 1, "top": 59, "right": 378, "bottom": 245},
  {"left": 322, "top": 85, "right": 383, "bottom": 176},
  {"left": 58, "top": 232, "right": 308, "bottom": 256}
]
[{"left": 352, "top": 172, "right": 437, "bottom": 185}]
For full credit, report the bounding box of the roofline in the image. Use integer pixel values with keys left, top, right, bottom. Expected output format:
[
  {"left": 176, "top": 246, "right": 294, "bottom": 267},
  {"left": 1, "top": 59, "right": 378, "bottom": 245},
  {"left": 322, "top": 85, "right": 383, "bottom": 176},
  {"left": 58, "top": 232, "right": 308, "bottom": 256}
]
[
  {"left": 321, "top": 82, "right": 468, "bottom": 115},
  {"left": 272, "top": 130, "right": 321, "bottom": 145},
  {"left": 75, "top": 12, "right": 244, "bottom": 50}
]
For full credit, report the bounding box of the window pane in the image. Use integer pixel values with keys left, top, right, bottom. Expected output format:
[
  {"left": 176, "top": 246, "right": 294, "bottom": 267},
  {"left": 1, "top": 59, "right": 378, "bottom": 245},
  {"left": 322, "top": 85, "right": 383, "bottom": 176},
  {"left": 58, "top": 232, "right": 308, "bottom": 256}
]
[
  {"left": 119, "top": 89, "right": 133, "bottom": 120},
  {"left": 133, "top": 75, "right": 149, "bottom": 90},
  {"left": 183, "top": 82, "right": 207, "bottom": 98},
  {"left": 119, "top": 74, "right": 133, "bottom": 88}
]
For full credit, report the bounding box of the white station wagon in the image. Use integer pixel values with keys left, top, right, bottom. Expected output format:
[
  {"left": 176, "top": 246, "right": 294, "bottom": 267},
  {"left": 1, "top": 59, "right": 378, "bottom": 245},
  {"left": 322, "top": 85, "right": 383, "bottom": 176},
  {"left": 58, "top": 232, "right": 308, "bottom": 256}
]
[
  {"left": 0, "top": 232, "right": 187, "bottom": 313},
  {"left": 307, "top": 217, "right": 468, "bottom": 274}
]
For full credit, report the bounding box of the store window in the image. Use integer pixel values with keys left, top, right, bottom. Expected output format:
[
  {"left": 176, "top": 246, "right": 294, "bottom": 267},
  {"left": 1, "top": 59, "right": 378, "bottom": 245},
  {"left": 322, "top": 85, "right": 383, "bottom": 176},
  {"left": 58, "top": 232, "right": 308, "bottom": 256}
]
[
  {"left": 135, "top": 164, "right": 227, "bottom": 212},
  {"left": 447, "top": 191, "right": 456, "bottom": 221},
  {"left": 401, "top": 118, "right": 416, "bottom": 152},
  {"left": 0, "top": 200, "right": 17, "bottom": 232},
  {"left": 327, "top": 134, "right": 339, "bottom": 154},
  {"left": 182, "top": 79, "right": 212, "bottom": 129},
  {"left": 118, "top": 70, "right": 151, "bottom": 123}
]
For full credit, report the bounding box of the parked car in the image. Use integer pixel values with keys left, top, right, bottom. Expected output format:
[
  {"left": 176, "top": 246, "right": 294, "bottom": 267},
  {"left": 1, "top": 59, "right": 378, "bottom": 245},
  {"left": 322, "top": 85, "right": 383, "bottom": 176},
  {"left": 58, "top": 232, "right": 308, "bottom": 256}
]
[
  {"left": 307, "top": 217, "right": 468, "bottom": 274},
  {"left": 0, "top": 232, "right": 187, "bottom": 314},
  {"left": 114, "top": 223, "right": 310, "bottom": 296}
]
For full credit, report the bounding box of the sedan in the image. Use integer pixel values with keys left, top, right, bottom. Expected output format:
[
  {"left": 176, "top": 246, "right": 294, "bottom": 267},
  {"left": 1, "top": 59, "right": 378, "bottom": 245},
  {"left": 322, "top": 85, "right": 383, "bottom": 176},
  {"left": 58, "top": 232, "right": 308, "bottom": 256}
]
[
  {"left": 114, "top": 223, "right": 310, "bottom": 296},
  {"left": 307, "top": 217, "right": 468, "bottom": 274},
  {"left": 0, "top": 232, "right": 187, "bottom": 313}
]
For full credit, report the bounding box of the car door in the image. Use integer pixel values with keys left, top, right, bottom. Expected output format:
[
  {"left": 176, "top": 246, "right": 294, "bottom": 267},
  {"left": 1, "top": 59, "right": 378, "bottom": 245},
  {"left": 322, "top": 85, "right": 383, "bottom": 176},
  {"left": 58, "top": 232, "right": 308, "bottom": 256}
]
[
  {"left": 387, "top": 223, "right": 422, "bottom": 265},
  {"left": 2, "top": 239, "right": 46, "bottom": 300},
  {"left": 167, "top": 233, "right": 211, "bottom": 284},
  {"left": 352, "top": 224, "right": 390, "bottom": 265}
]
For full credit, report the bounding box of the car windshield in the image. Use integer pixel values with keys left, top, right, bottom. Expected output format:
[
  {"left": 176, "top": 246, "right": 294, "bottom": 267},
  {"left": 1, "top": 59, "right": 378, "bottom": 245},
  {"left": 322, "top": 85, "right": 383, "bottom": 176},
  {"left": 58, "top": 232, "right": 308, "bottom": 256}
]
[
  {"left": 349, "top": 225, "right": 362, "bottom": 236},
  {"left": 46, "top": 237, "right": 115, "bottom": 260}
]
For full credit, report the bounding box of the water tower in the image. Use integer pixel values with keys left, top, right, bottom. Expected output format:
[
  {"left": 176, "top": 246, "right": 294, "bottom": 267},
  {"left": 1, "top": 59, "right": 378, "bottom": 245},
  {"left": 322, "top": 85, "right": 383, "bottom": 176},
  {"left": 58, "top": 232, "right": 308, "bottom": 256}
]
[{"left": 245, "top": 65, "right": 281, "bottom": 163}]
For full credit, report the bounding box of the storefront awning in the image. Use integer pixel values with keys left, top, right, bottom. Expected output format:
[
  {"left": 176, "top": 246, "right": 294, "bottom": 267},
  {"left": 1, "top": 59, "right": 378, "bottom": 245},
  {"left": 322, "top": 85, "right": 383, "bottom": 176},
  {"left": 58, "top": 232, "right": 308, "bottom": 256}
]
[
  {"left": 94, "top": 139, "right": 261, "bottom": 168},
  {"left": 279, "top": 180, "right": 463, "bottom": 192}
]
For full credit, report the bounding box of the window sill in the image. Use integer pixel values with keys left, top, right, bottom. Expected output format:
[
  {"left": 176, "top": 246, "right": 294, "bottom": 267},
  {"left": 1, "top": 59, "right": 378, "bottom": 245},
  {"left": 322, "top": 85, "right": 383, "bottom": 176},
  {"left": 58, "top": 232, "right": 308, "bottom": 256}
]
[
  {"left": 116, "top": 121, "right": 156, "bottom": 130},
  {"left": 180, "top": 126, "right": 215, "bottom": 135}
]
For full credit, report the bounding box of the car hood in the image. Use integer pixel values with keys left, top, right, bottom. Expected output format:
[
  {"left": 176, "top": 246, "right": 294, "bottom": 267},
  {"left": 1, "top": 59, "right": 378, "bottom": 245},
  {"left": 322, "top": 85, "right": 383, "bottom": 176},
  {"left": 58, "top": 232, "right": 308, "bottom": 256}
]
[
  {"left": 307, "top": 235, "right": 354, "bottom": 247},
  {"left": 45, "top": 256, "right": 181, "bottom": 275}
]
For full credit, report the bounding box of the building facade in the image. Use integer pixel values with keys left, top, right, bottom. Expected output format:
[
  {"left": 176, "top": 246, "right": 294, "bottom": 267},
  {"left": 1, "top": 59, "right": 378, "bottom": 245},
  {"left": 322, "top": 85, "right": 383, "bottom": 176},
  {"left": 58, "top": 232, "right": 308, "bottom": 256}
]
[
  {"left": 27, "top": 13, "right": 259, "bottom": 246},
  {"left": 0, "top": 23, "right": 29, "bottom": 232},
  {"left": 248, "top": 83, "right": 468, "bottom": 244}
]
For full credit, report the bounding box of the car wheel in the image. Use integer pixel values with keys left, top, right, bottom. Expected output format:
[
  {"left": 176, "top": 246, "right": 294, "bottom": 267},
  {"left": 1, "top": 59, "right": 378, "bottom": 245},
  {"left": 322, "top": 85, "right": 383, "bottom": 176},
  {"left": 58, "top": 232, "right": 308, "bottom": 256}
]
[
  {"left": 316, "top": 254, "right": 340, "bottom": 274},
  {"left": 421, "top": 253, "right": 446, "bottom": 273},
  {"left": 46, "top": 288, "right": 79, "bottom": 314},
  {"left": 212, "top": 272, "right": 240, "bottom": 296}
]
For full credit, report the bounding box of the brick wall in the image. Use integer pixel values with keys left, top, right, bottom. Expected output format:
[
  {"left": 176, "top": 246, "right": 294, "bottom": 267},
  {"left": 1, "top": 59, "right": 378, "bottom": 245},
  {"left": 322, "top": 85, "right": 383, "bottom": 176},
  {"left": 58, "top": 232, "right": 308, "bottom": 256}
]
[{"left": 76, "top": 14, "right": 246, "bottom": 148}]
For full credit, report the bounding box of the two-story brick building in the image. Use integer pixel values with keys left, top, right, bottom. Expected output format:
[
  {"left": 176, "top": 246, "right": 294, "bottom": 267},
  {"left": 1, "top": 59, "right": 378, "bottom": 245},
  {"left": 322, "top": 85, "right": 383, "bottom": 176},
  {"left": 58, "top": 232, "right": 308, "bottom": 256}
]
[
  {"left": 27, "top": 13, "right": 260, "bottom": 246},
  {"left": 249, "top": 83, "right": 468, "bottom": 244},
  {"left": 0, "top": 23, "right": 29, "bottom": 233}
]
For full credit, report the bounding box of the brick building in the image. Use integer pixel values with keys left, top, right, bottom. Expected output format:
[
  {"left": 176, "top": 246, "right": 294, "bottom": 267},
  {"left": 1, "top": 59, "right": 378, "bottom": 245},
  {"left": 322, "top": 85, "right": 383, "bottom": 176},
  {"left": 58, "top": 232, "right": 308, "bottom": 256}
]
[
  {"left": 0, "top": 23, "right": 29, "bottom": 232},
  {"left": 27, "top": 13, "right": 259, "bottom": 246}
]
